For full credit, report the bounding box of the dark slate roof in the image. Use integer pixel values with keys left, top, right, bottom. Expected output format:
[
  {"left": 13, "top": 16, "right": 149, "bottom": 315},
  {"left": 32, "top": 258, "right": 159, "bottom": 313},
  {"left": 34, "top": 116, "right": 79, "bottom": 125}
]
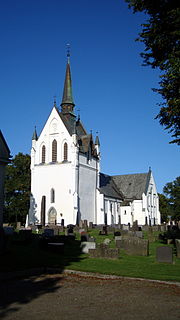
[
  {"left": 112, "top": 173, "right": 150, "bottom": 200},
  {"left": 100, "top": 173, "right": 123, "bottom": 200},
  {"left": 0, "top": 130, "right": 11, "bottom": 164}
]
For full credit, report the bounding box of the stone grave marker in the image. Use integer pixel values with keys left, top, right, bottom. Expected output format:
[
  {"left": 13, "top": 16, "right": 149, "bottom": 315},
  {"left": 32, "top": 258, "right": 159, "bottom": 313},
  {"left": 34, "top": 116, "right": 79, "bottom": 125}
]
[
  {"left": 116, "top": 237, "right": 149, "bottom": 256},
  {"left": 43, "top": 228, "right": 54, "bottom": 237},
  {"left": 156, "top": 246, "right": 173, "bottom": 263},
  {"left": 135, "top": 231, "right": 143, "bottom": 238},
  {"left": 3, "top": 226, "right": 14, "bottom": 235},
  {"left": 81, "top": 241, "right": 96, "bottom": 253},
  {"left": 103, "top": 238, "right": 111, "bottom": 245},
  {"left": 89, "top": 222, "right": 93, "bottom": 229},
  {"left": 80, "top": 232, "right": 89, "bottom": 242},
  {"left": 89, "top": 244, "right": 119, "bottom": 259},
  {"left": 132, "top": 220, "right": 139, "bottom": 231}
]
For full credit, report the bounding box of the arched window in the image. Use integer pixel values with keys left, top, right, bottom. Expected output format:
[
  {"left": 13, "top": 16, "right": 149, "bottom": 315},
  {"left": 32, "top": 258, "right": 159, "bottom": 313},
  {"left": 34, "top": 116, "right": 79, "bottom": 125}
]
[
  {"left": 64, "top": 142, "right": 68, "bottom": 161},
  {"left": 51, "top": 188, "right": 55, "bottom": 203},
  {"left": 52, "top": 139, "right": 57, "bottom": 162},
  {"left": 42, "top": 145, "right": 46, "bottom": 163}
]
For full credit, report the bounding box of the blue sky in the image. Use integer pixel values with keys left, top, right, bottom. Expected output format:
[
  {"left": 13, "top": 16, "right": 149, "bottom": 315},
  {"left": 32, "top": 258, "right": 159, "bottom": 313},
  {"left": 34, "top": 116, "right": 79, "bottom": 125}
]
[{"left": 0, "top": 0, "right": 179, "bottom": 193}]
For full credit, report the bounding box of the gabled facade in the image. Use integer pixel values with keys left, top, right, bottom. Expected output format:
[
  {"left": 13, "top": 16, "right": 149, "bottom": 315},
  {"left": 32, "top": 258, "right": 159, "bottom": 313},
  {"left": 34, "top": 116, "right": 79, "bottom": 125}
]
[
  {"left": 28, "top": 57, "right": 101, "bottom": 226},
  {"left": 0, "top": 130, "right": 11, "bottom": 227},
  {"left": 28, "top": 56, "right": 161, "bottom": 227}
]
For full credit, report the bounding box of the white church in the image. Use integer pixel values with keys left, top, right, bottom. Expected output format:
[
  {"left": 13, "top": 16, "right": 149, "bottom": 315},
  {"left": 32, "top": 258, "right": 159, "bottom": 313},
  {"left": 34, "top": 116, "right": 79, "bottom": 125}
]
[{"left": 28, "top": 55, "right": 161, "bottom": 227}]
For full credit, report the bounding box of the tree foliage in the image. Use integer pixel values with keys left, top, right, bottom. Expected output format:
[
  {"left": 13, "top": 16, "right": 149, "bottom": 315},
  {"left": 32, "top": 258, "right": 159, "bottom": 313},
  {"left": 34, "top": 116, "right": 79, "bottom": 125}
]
[
  {"left": 158, "top": 193, "right": 170, "bottom": 223},
  {"left": 163, "top": 176, "right": 180, "bottom": 221},
  {"left": 125, "top": 0, "right": 180, "bottom": 144},
  {"left": 4, "top": 153, "right": 31, "bottom": 224}
]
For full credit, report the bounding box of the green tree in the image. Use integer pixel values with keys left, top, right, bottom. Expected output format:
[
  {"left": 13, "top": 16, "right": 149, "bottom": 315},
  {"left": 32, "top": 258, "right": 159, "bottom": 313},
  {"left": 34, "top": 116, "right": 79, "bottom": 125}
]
[
  {"left": 163, "top": 176, "right": 180, "bottom": 221},
  {"left": 125, "top": 0, "right": 180, "bottom": 144},
  {"left": 158, "top": 193, "right": 170, "bottom": 223},
  {"left": 4, "top": 153, "right": 31, "bottom": 225}
]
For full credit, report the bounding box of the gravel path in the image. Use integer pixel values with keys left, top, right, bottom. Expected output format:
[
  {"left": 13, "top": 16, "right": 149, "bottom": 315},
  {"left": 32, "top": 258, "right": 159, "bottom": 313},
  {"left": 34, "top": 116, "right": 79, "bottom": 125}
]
[{"left": 0, "top": 272, "right": 180, "bottom": 320}]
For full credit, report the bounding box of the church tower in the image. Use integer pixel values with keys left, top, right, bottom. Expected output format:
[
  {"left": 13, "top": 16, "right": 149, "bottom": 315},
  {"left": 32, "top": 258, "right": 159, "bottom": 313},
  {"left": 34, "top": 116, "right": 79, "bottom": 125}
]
[{"left": 28, "top": 53, "right": 101, "bottom": 227}]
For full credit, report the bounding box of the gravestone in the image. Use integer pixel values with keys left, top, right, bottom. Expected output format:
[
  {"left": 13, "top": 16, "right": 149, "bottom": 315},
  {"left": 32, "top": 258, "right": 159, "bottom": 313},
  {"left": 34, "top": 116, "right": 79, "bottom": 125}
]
[
  {"left": 3, "top": 226, "right": 14, "bottom": 235},
  {"left": 132, "top": 220, "right": 139, "bottom": 231},
  {"left": 16, "top": 222, "right": 21, "bottom": 230},
  {"left": 175, "top": 239, "right": 180, "bottom": 258},
  {"left": 103, "top": 238, "right": 111, "bottom": 245},
  {"left": 99, "top": 226, "right": 108, "bottom": 236},
  {"left": 43, "top": 228, "right": 54, "bottom": 237},
  {"left": 19, "top": 229, "right": 32, "bottom": 242},
  {"left": 88, "top": 236, "right": 96, "bottom": 242},
  {"left": 81, "top": 241, "right": 96, "bottom": 253},
  {"left": 89, "top": 245, "right": 119, "bottom": 259},
  {"left": 116, "top": 238, "right": 149, "bottom": 256},
  {"left": 80, "top": 232, "right": 89, "bottom": 242},
  {"left": 156, "top": 246, "right": 173, "bottom": 263},
  {"left": 89, "top": 222, "right": 93, "bottom": 229},
  {"left": 135, "top": 231, "right": 143, "bottom": 238},
  {"left": 115, "top": 236, "right": 122, "bottom": 241},
  {"left": 114, "top": 231, "right": 121, "bottom": 237}
]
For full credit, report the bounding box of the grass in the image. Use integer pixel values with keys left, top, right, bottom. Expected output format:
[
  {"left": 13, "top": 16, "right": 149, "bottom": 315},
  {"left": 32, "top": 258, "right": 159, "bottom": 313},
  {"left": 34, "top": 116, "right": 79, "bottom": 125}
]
[{"left": 1, "top": 229, "right": 180, "bottom": 282}]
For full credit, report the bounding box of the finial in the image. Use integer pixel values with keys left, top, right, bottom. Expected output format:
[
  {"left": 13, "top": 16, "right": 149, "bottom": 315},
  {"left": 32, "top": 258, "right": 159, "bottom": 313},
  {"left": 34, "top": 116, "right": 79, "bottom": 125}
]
[
  {"left": 53, "top": 95, "right": 57, "bottom": 107},
  {"left": 66, "top": 43, "right": 70, "bottom": 61},
  {"left": 96, "top": 131, "right": 99, "bottom": 135}
]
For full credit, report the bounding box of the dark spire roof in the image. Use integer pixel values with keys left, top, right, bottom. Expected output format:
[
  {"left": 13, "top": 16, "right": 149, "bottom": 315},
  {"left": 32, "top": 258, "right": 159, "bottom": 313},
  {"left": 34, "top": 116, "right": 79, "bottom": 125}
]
[
  {"left": 32, "top": 126, "right": 38, "bottom": 141},
  {"left": 95, "top": 135, "right": 100, "bottom": 146},
  {"left": 61, "top": 56, "right": 75, "bottom": 114}
]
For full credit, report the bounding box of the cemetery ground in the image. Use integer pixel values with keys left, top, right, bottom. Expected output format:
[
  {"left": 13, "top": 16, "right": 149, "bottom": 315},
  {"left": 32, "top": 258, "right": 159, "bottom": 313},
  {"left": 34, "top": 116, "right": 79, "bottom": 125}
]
[{"left": 0, "top": 228, "right": 180, "bottom": 319}]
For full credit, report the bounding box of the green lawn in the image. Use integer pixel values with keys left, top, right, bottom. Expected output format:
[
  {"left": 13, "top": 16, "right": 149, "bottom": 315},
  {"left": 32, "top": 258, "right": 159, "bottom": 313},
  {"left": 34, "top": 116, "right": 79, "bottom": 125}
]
[{"left": 1, "top": 229, "right": 180, "bottom": 282}]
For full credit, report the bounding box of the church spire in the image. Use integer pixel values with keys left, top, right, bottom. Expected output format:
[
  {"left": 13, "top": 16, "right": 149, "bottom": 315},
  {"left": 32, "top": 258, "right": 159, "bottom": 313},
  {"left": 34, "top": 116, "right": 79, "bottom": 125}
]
[{"left": 61, "top": 45, "right": 75, "bottom": 114}]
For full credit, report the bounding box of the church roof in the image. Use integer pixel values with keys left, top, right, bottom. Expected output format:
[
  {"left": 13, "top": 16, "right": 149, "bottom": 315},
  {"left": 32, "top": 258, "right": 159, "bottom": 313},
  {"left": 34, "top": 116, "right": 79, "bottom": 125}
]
[
  {"left": 100, "top": 173, "right": 123, "bottom": 200},
  {"left": 112, "top": 172, "right": 150, "bottom": 200},
  {"left": 0, "top": 130, "right": 11, "bottom": 164}
]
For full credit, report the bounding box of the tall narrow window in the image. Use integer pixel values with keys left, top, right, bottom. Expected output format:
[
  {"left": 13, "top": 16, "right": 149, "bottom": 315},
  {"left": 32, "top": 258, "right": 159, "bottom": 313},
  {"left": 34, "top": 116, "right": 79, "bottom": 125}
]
[
  {"left": 51, "top": 188, "right": 55, "bottom": 203},
  {"left": 52, "top": 139, "right": 57, "bottom": 162},
  {"left": 42, "top": 145, "right": 46, "bottom": 163},
  {"left": 64, "top": 142, "right": 68, "bottom": 161}
]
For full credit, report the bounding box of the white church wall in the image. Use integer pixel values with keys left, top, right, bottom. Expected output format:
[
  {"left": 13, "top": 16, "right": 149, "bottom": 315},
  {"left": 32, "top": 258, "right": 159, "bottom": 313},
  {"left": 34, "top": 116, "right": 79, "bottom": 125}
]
[
  {"left": 96, "top": 191, "right": 104, "bottom": 225},
  {"left": 79, "top": 154, "right": 97, "bottom": 224},
  {"left": 146, "top": 172, "right": 161, "bottom": 225},
  {"left": 120, "top": 206, "right": 132, "bottom": 225}
]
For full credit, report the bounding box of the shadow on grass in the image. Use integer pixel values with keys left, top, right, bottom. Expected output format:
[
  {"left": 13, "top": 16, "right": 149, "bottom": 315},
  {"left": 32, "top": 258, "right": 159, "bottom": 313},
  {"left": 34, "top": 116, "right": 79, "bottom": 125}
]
[{"left": 0, "top": 233, "right": 84, "bottom": 319}]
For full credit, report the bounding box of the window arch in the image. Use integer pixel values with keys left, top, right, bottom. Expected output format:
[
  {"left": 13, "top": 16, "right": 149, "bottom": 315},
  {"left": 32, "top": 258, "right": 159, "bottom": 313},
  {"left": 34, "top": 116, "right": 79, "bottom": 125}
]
[
  {"left": 64, "top": 142, "right": 68, "bottom": 161},
  {"left": 51, "top": 188, "right": 55, "bottom": 203},
  {"left": 52, "top": 139, "right": 57, "bottom": 162},
  {"left": 42, "top": 145, "right": 46, "bottom": 163}
]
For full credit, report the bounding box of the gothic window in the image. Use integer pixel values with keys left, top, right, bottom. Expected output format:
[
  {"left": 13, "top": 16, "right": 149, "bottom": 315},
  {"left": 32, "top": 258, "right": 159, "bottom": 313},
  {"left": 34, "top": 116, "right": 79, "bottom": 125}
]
[
  {"left": 52, "top": 139, "right": 57, "bottom": 162},
  {"left": 42, "top": 145, "right": 46, "bottom": 163},
  {"left": 64, "top": 142, "right": 68, "bottom": 161},
  {"left": 51, "top": 188, "right": 55, "bottom": 203}
]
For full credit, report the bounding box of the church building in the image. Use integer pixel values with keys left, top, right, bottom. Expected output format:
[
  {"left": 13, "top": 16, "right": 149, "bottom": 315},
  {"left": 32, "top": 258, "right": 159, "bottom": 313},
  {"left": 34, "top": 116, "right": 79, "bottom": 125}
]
[{"left": 28, "top": 55, "right": 161, "bottom": 227}]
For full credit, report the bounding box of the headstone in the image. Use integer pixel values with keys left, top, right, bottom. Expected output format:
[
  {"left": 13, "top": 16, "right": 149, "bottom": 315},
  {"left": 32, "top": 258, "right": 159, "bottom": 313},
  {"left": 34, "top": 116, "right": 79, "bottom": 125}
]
[
  {"left": 135, "top": 231, "right": 143, "bottom": 238},
  {"left": 156, "top": 246, "right": 173, "bottom": 263},
  {"left": 19, "top": 229, "right": 32, "bottom": 242},
  {"left": 175, "top": 239, "right": 180, "bottom": 258},
  {"left": 115, "top": 236, "right": 122, "bottom": 241},
  {"left": 81, "top": 241, "right": 96, "bottom": 253},
  {"left": 43, "top": 228, "right": 54, "bottom": 237},
  {"left": 83, "top": 220, "right": 88, "bottom": 228},
  {"left": 88, "top": 236, "right": 96, "bottom": 242},
  {"left": 16, "top": 222, "right": 21, "bottom": 230},
  {"left": 80, "top": 232, "right": 89, "bottom": 242},
  {"left": 116, "top": 238, "right": 149, "bottom": 256},
  {"left": 114, "top": 231, "right": 121, "bottom": 237},
  {"left": 3, "top": 226, "right": 14, "bottom": 235},
  {"left": 89, "top": 246, "right": 119, "bottom": 259},
  {"left": 103, "top": 238, "right": 111, "bottom": 245},
  {"left": 79, "top": 220, "right": 83, "bottom": 228},
  {"left": 89, "top": 222, "right": 93, "bottom": 229},
  {"left": 99, "top": 226, "right": 108, "bottom": 235},
  {"left": 132, "top": 220, "right": 139, "bottom": 231}
]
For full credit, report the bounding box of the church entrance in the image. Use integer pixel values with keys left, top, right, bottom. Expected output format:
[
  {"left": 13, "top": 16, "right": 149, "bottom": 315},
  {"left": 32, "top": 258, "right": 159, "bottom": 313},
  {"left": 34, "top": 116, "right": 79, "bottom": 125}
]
[{"left": 48, "top": 207, "right": 57, "bottom": 225}]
